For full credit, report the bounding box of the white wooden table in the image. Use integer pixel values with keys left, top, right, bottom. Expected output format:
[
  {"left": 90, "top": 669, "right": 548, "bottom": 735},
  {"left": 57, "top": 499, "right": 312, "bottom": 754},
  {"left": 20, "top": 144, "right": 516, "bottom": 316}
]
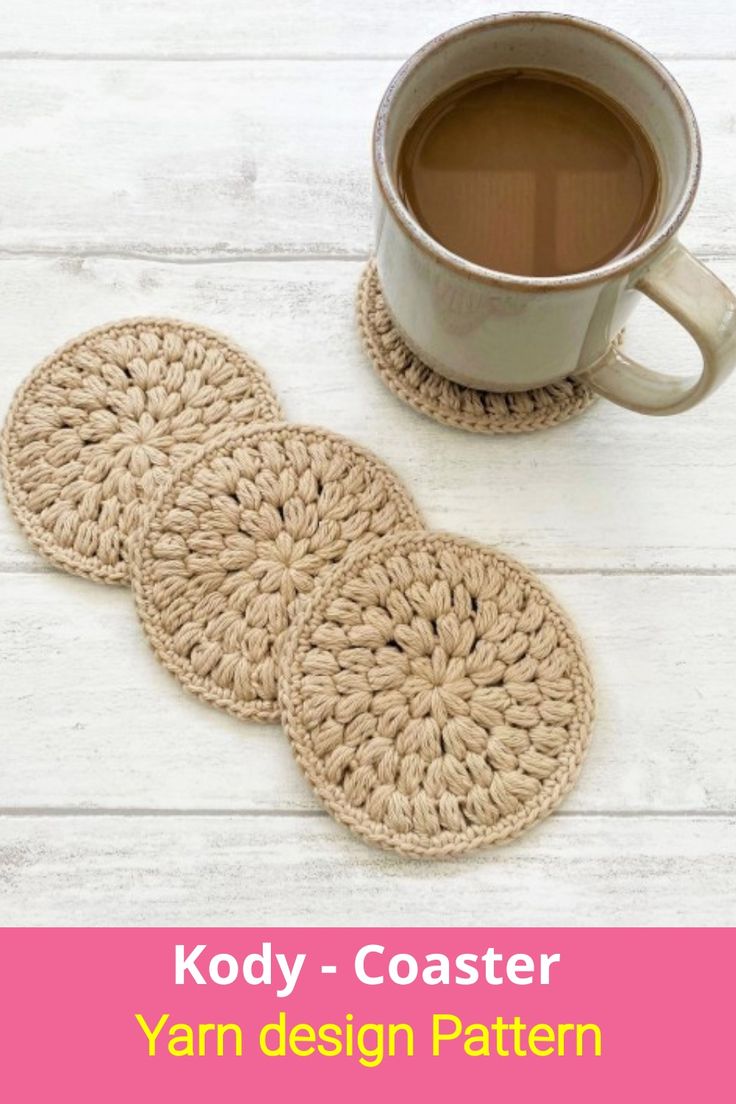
[{"left": 1, "top": 0, "right": 735, "bottom": 925}]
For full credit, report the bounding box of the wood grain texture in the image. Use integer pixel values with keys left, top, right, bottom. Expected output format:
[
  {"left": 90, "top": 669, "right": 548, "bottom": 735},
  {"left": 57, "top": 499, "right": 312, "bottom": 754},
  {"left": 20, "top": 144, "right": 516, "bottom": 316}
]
[
  {"left": 2, "top": 0, "right": 734, "bottom": 58},
  {"left": 1, "top": 571, "right": 734, "bottom": 815},
  {"left": 0, "top": 813, "right": 733, "bottom": 926},
  {"left": 1, "top": 256, "right": 735, "bottom": 572},
  {"left": 0, "top": 60, "right": 733, "bottom": 257}
]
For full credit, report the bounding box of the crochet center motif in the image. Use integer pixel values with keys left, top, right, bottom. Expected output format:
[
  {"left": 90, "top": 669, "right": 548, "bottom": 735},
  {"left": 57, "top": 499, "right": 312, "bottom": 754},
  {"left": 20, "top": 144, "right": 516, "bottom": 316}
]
[
  {"left": 285, "top": 536, "right": 592, "bottom": 853},
  {"left": 135, "top": 427, "right": 422, "bottom": 720},
  {"left": 3, "top": 321, "right": 279, "bottom": 581}
]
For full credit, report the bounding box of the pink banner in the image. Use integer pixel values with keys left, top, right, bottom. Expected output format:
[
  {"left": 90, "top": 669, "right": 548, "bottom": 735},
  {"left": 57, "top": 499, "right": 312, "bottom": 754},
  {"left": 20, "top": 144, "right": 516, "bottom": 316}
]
[{"left": 1, "top": 928, "right": 730, "bottom": 1100}]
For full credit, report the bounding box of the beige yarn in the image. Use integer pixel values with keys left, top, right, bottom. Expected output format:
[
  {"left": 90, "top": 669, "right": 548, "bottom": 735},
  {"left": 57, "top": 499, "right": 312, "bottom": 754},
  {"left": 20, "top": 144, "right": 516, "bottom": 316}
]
[
  {"left": 0, "top": 318, "right": 281, "bottom": 584},
  {"left": 131, "top": 423, "right": 424, "bottom": 723},
  {"left": 280, "top": 531, "right": 594, "bottom": 857},
  {"left": 358, "top": 260, "right": 598, "bottom": 434}
]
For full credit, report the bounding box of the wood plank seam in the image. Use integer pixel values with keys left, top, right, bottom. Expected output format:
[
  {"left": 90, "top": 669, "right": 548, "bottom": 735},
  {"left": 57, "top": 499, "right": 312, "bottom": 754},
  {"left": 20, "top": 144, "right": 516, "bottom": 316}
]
[{"left": 0, "top": 809, "right": 733, "bottom": 819}]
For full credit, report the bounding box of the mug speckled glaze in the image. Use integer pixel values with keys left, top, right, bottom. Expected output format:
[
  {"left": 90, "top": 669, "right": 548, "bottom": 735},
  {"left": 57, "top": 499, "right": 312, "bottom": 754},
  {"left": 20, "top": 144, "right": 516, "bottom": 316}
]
[{"left": 372, "top": 12, "right": 736, "bottom": 415}]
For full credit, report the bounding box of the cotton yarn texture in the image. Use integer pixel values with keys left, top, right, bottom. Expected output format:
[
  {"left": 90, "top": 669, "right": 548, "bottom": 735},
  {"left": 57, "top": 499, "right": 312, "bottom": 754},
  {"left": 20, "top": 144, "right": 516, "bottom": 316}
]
[
  {"left": 280, "top": 531, "right": 594, "bottom": 857},
  {"left": 0, "top": 318, "right": 281, "bottom": 583},
  {"left": 358, "top": 260, "right": 598, "bottom": 434},
  {"left": 131, "top": 423, "right": 424, "bottom": 723},
  {"left": 2, "top": 314, "right": 596, "bottom": 858}
]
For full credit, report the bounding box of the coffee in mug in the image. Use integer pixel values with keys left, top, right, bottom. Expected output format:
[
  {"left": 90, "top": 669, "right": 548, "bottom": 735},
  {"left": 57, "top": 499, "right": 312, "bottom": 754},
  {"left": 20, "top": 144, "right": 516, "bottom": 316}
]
[
  {"left": 396, "top": 69, "right": 661, "bottom": 278},
  {"left": 373, "top": 14, "right": 736, "bottom": 415}
]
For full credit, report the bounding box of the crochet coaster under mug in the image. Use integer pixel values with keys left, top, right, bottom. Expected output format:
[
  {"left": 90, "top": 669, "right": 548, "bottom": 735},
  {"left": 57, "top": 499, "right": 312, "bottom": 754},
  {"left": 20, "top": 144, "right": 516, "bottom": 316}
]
[
  {"left": 280, "top": 530, "right": 594, "bottom": 857},
  {"left": 0, "top": 318, "right": 281, "bottom": 584},
  {"left": 358, "top": 260, "right": 599, "bottom": 434},
  {"left": 131, "top": 422, "right": 424, "bottom": 723}
]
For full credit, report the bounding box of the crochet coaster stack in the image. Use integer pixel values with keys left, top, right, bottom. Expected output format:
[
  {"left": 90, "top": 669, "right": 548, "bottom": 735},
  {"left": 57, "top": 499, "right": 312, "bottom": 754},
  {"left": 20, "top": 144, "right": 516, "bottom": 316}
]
[{"left": 1, "top": 314, "right": 595, "bottom": 858}]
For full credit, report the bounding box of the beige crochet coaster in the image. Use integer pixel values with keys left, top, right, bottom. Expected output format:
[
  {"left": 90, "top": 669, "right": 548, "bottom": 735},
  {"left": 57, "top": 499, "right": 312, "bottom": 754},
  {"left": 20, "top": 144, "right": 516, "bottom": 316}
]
[
  {"left": 131, "top": 423, "right": 424, "bottom": 723},
  {"left": 358, "top": 260, "right": 598, "bottom": 434},
  {"left": 280, "top": 531, "right": 594, "bottom": 857},
  {"left": 0, "top": 318, "right": 281, "bottom": 584}
]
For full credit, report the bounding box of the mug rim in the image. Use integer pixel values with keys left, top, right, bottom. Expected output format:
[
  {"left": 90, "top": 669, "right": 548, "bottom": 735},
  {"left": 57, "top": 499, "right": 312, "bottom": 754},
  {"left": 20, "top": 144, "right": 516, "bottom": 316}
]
[{"left": 372, "top": 11, "right": 702, "bottom": 292}]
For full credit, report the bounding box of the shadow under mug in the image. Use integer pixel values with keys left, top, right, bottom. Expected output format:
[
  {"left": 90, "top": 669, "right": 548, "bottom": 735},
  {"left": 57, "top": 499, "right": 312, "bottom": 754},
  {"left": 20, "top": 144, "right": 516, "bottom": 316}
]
[{"left": 372, "top": 12, "right": 736, "bottom": 416}]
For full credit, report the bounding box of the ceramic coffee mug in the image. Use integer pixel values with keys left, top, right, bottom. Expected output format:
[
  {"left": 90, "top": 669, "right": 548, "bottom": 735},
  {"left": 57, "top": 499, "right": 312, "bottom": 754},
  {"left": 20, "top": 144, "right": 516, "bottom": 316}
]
[{"left": 372, "top": 12, "right": 736, "bottom": 415}]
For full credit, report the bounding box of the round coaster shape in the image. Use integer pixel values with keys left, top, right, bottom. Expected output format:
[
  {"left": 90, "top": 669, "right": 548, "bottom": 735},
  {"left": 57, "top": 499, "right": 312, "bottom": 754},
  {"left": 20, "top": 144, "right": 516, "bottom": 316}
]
[
  {"left": 280, "top": 531, "right": 594, "bottom": 857},
  {"left": 0, "top": 318, "right": 281, "bottom": 584},
  {"left": 131, "top": 423, "right": 423, "bottom": 723},
  {"left": 358, "top": 260, "right": 598, "bottom": 434}
]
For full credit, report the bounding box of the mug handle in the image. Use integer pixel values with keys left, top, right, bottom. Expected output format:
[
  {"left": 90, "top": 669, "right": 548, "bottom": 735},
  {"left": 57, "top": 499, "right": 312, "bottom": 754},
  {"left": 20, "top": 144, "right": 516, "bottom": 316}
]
[{"left": 579, "top": 241, "right": 736, "bottom": 415}]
